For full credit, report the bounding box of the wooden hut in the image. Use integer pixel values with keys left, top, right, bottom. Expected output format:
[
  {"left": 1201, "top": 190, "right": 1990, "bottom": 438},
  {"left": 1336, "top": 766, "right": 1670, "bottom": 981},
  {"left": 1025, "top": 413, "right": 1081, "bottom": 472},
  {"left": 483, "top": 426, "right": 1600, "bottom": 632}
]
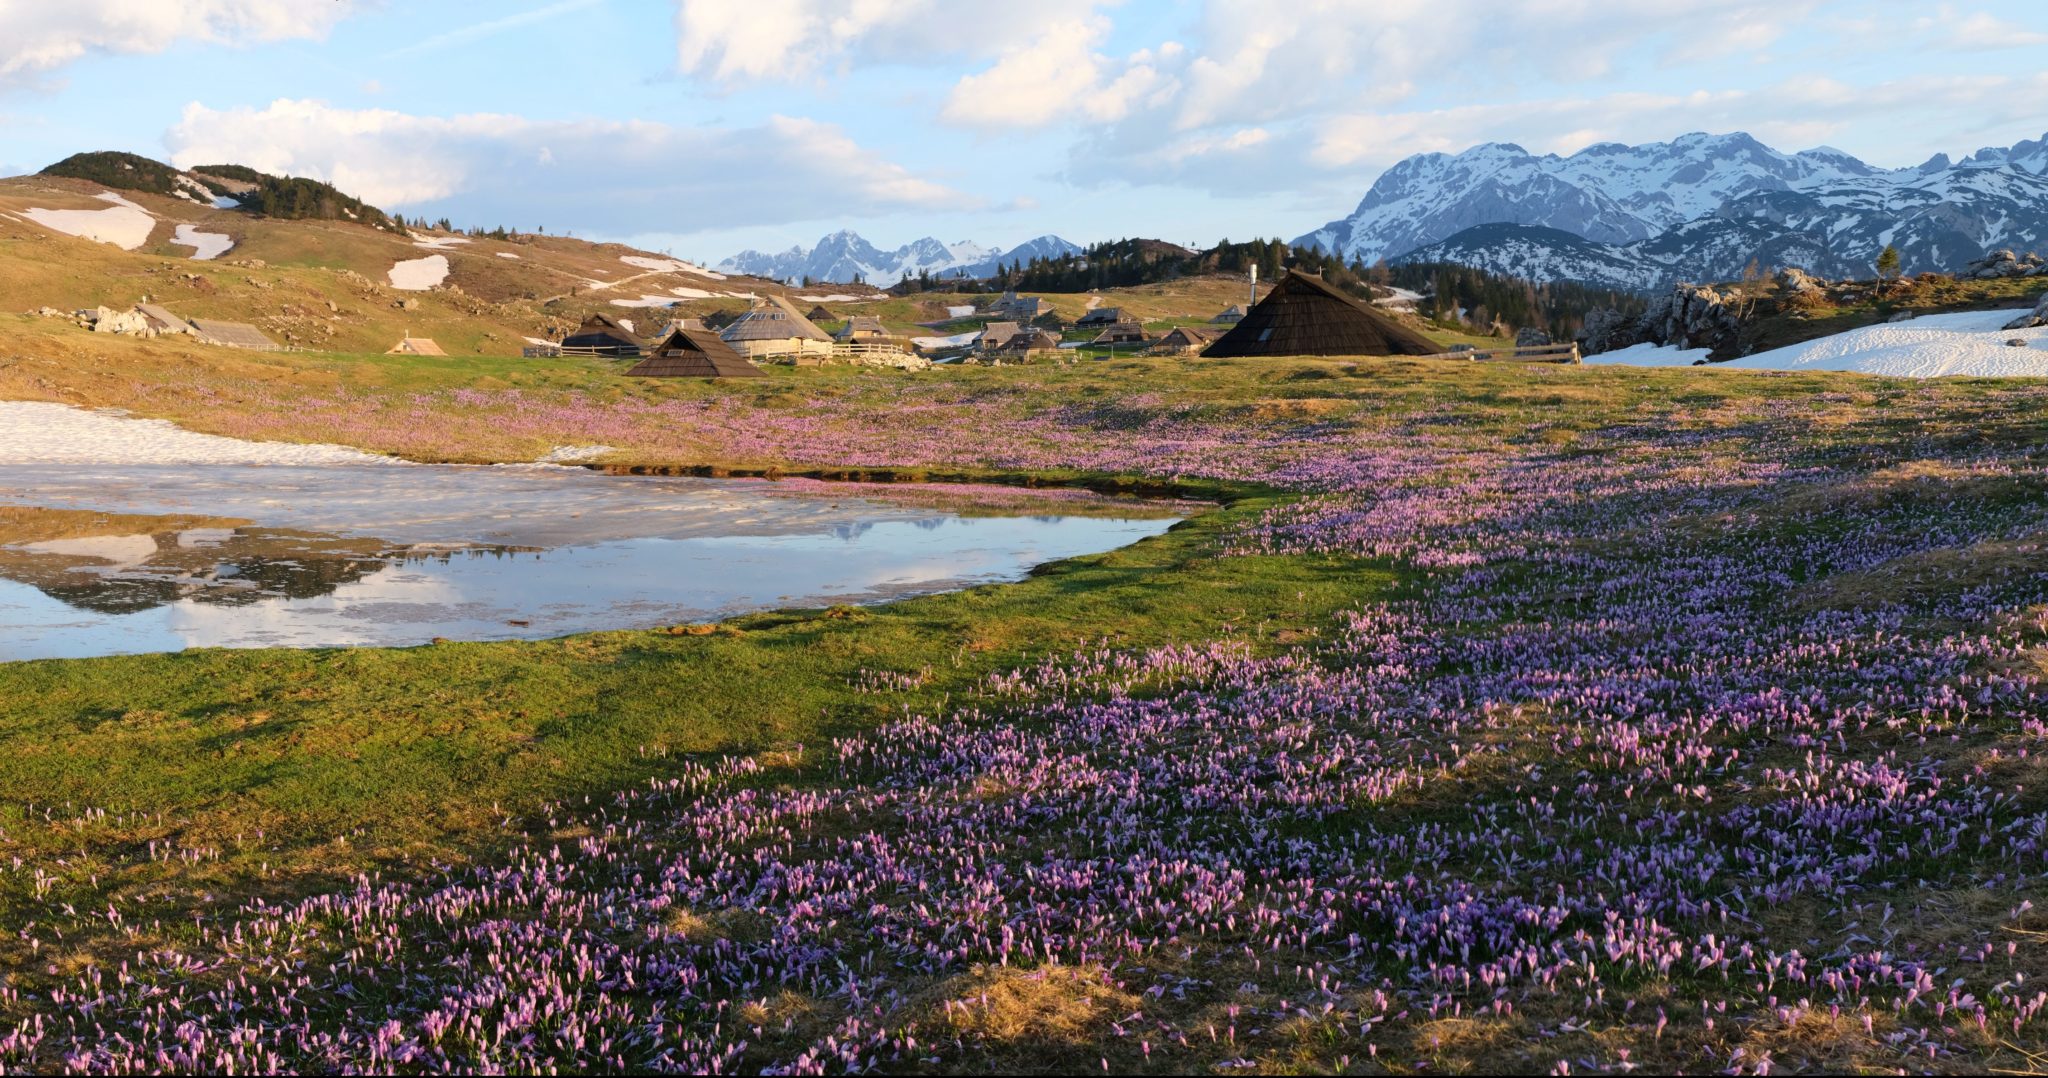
[
  {"left": 1090, "top": 320, "right": 1148, "bottom": 345},
  {"left": 1150, "top": 325, "right": 1221, "bottom": 354},
  {"left": 1211, "top": 305, "right": 1245, "bottom": 324},
  {"left": 985, "top": 289, "right": 1051, "bottom": 321},
  {"left": 977, "top": 320, "right": 1022, "bottom": 353},
  {"left": 188, "top": 319, "right": 280, "bottom": 351},
  {"left": 386, "top": 337, "right": 447, "bottom": 356},
  {"left": 1077, "top": 306, "right": 1128, "bottom": 327},
  {"left": 1202, "top": 270, "right": 1439, "bottom": 359},
  {"left": 720, "top": 296, "right": 835, "bottom": 360},
  {"left": 804, "top": 305, "right": 834, "bottom": 322},
  {"left": 989, "top": 328, "right": 1064, "bottom": 360},
  {"left": 561, "top": 313, "right": 645, "bottom": 356},
  {"left": 832, "top": 315, "right": 890, "bottom": 342},
  {"left": 626, "top": 326, "right": 763, "bottom": 378}
]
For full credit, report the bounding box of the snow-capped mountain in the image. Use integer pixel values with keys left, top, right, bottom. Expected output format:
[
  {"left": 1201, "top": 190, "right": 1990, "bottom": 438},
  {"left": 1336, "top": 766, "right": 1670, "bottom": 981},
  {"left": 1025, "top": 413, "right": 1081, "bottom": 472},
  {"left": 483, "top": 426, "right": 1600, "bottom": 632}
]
[
  {"left": 719, "top": 231, "right": 1081, "bottom": 287},
  {"left": 1305, "top": 131, "right": 2048, "bottom": 290}
]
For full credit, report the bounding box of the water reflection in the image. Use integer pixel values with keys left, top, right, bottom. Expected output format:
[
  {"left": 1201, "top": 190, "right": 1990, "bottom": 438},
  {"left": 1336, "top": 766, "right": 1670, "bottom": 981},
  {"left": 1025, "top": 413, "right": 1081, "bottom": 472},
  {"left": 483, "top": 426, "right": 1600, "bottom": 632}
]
[{"left": 0, "top": 467, "right": 1182, "bottom": 661}]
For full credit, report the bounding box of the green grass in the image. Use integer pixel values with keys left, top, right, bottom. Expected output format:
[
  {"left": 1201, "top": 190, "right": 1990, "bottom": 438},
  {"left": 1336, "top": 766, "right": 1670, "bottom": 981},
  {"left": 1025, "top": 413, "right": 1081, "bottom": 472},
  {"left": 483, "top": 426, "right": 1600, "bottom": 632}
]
[{"left": 0, "top": 494, "right": 1389, "bottom": 881}]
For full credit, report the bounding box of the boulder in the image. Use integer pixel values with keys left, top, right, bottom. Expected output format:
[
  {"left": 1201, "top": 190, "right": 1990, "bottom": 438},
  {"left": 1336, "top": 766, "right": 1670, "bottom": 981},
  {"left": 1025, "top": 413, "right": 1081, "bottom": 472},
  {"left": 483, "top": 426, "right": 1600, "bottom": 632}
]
[
  {"left": 2003, "top": 294, "right": 2048, "bottom": 330},
  {"left": 1886, "top": 310, "right": 1917, "bottom": 323},
  {"left": 88, "top": 307, "right": 157, "bottom": 337},
  {"left": 1515, "top": 327, "right": 1552, "bottom": 348},
  {"left": 1576, "top": 307, "right": 1642, "bottom": 356},
  {"left": 1966, "top": 250, "right": 2031, "bottom": 279},
  {"left": 1775, "top": 267, "right": 1827, "bottom": 294},
  {"left": 2008, "top": 339, "right": 2031, "bottom": 348}
]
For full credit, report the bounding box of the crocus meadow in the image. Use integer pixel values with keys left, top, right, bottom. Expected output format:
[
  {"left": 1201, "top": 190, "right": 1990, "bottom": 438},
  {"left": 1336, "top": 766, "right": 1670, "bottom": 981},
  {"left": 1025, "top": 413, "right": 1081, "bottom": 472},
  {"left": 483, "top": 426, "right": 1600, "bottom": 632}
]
[{"left": 5, "top": 366, "right": 2048, "bottom": 1073}]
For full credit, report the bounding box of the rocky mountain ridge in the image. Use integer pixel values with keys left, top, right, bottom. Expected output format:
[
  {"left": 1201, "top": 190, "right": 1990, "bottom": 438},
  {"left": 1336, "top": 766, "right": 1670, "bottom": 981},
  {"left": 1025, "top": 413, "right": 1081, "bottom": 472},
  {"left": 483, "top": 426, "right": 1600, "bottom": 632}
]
[{"left": 719, "top": 230, "right": 1082, "bottom": 287}]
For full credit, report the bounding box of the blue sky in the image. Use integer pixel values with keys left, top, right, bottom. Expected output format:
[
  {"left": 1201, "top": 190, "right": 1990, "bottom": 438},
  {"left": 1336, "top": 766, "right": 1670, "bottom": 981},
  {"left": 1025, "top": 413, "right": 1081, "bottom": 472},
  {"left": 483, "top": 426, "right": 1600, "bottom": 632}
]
[{"left": 2, "top": 0, "right": 2044, "bottom": 263}]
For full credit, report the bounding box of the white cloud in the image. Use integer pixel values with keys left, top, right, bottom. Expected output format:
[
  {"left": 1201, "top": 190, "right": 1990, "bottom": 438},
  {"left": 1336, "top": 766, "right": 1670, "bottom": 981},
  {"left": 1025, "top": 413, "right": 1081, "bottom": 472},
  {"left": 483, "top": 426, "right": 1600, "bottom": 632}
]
[
  {"left": 165, "top": 99, "right": 980, "bottom": 232},
  {"left": 0, "top": 0, "right": 352, "bottom": 88},
  {"left": 940, "top": 17, "right": 1173, "bottom": 128},
  {"left": 672, "top": 0, "right": 1109, "bottom": 84}
]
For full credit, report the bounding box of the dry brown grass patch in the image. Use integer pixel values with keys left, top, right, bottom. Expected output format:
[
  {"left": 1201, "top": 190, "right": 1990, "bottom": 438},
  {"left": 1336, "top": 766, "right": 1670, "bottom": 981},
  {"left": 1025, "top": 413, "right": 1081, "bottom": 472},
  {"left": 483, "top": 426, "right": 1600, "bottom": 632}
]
[{"left": 920, "top": 963, "right": 1140, "bottom": 1047}]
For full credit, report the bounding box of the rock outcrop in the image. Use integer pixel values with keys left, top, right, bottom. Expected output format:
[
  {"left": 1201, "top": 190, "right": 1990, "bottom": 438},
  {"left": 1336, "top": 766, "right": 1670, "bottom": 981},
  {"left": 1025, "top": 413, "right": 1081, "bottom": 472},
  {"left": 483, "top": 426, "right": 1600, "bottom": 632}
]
[
  {"left": 1579, "top": 282, "right": 1744, "bottom": 356},
  {"left": 2003, "top": 293, "right": 2048, "bottom": 330},
  {"left": 1514, "top": 327, "right": 1553, "bottom": 348},
  {"left": 1966, "top": 250, "right": 2047, "bottom": 279}
]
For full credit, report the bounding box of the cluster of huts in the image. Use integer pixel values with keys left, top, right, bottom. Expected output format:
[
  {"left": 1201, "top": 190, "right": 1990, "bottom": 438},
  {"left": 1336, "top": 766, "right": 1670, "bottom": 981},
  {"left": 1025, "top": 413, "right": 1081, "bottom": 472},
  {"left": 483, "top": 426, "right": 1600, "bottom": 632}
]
[
  {"left": 538, "top": 295, "right": 931, "bottom": 378},
  {"left": 952, "top": 272, "right": 1433, "bottom": 363}
]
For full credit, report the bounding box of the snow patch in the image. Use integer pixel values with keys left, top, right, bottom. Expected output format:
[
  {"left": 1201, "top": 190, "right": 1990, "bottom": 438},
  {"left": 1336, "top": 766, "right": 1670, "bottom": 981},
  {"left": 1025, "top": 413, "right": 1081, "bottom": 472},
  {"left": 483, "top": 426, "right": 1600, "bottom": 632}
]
[
  {"left": 1720, "top": 309, "right": 2048, "bottom": 377},
  {"left": 536, "top": 445, "right": 614, "bottom": 464},
  {"left": 20, "top": 191, "right": 156, "bottom": 250},
  {"left": 0, "top": 402, "right": 397, "bottom": 466},
  {"left": 620, "top": 255, "right": 689, "bottom": 272},
  {"left": 171, "top": 223, "right": 233, "bottom": 260},
  {"left": 912, "top": 330, "right": 980, "bottom": 349},
  {"left": 1583, "top": 342, "right": 1713, "bottom": 367},
  {"left": 388, "top": 254, "right": 450, "bottom": 290},
  {"left": 496, "top": 251, "right": 521, "bottom": 259},
  {"left": 797, "top": 294, "right": 863, "bottom": 303},
  {"left": 610, "top": 295, "right": 683, "bottom": 308},
  {"left": 411, "top": 235, "right": 471, "bottom": 250},
  {"left": 668, "top": 287, "right": 714, "bottom": 299}
]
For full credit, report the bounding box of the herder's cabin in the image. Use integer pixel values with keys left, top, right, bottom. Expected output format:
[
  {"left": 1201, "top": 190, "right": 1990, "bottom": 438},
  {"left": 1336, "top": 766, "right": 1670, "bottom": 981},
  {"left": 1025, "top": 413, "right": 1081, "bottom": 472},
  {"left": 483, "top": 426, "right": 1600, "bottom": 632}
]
[
  {"left": 1202, "top": 270, "right": 1439, "bottom": 359},
  {"left": 1090, "top": 321, "right": 1148, "bottom": 345},
  {"left": 626, "top": 326, "right": 763, "bottom": 378},
  {"left": 1077, "top": 306, "right": 1128, "bottom": 327},
  {"left": 977, "top": 321, "right": 1022, "bottom": 353},
  {"left": 561, "top": 313, "right": 646, "bottom": 357},
  {"left": 386, "top": 337, "right": 447, "bottom": 356},
  {"left": 134, "top": 304, "right": 194, "bottom": 336},
  {"left": 188, "top": 319, "right": 280, "bottom": 351},
  {"left": 833, "top": 315, "right": 890, "bottom": 342},
  {"left": 1211, "top": 305, "right": 1245, "bottom": 325},
  {"left": 987, "top": 328, "right": 1064, "bottom": 361},
  {"left": 720, "top": 296, "right": 835, "bottom": 361},
  {"left": 1150, "top": 325, "right": 1221, "bottom": 355},
  {"left": 985, "top": 289, "right": 1051, "bottom": 322},
  {"left": 804, "top": 305, "right": 834, "bottom": 323}
]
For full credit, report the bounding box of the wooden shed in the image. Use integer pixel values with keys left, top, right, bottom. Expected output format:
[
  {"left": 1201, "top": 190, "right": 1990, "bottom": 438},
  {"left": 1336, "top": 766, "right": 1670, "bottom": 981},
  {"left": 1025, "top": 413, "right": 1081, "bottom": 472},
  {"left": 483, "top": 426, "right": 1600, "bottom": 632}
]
[
  {"left": 1202, "top": 270, "right": 1439, "bottom": 359},
  {"left": 561, "top": 313, "right": 645, "bottom": 356},
  {"left": 1077, "top": 306, "right": 1128, "bottom": 327},
  {"left": 134, "top": 304, "right": 193, "bottom": 335},
  {"left": 1211, "top": 305, "right": 1245, "bottom": 324},
  {"left": 1090, "top": 321, "right": 1148, "bottom": 345},
  {"left": 626, "top": 327, "right": 763, "bottom": 378}
]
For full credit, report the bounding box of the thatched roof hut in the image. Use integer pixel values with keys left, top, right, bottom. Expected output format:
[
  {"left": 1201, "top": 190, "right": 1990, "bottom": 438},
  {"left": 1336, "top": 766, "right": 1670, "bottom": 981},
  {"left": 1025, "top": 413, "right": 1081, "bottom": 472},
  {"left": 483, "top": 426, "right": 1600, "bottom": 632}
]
[
  {"left": 833, "top": 315, "right": 889, "bottom": 341},
  {"left": 562, "top": 313, "right": 645, "bottom": 356},
  {"left": 188, "top": 319, "right": 280, "bottom": 351},
  {"left": 1150, "top": 325, "right": 1221, "bottom": 354},
  {"left": 1202, "top": 271, "right": 1438, "bottom": 358},
  {"left": 386, "top": 337, "right": 447, "bottom": 356},
  {"left": 626, "top": 327, "right": 763, "bottom": 378}
]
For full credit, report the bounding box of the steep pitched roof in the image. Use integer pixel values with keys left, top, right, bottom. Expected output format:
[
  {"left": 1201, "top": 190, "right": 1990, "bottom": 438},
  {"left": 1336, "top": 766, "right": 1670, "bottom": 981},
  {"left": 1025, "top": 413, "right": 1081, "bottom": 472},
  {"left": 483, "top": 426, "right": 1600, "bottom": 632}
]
[
  {"left": 134, "top": 304, "right": 191, "bottom": 333},
  {"left": 1077, "top": 306, "right": 1127, "bottom": 325},
  {"left": 720, "top": 295, "right": 832, "bottom": 342},
  {"left": 1152, "top": 325, "right": 1221, "bottom": 350},
  {"left": 626, "top": 327, "right": 763, "bottom": 378},
  {"left": 833, "top": 315, "right": 889, "bottom": 340},
  {"left": 1211, "top": 305, "right": 1245, "bottom": 324},
  {"left": 563, "top": 312, "right": 645, "bottom": 352},
  {"left": 1202, "top": 271, "right": 1439, "bottom": 359}
]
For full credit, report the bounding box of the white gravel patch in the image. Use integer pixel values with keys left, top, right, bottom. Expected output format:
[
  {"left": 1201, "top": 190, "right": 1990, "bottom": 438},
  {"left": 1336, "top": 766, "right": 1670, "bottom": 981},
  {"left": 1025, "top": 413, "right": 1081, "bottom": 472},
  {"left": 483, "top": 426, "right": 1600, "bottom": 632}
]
[
  {"left": 20, "top": 191, "right": 157, "bottom": 250},
  {"left": 0, "top": 402, "right": 397, "bottom": 466},
  {"left": 388, "top": 254, "right": 450, "bottom": 290},
  {"left": 171, "top": 223, "right": 234, "bottom": 260}
]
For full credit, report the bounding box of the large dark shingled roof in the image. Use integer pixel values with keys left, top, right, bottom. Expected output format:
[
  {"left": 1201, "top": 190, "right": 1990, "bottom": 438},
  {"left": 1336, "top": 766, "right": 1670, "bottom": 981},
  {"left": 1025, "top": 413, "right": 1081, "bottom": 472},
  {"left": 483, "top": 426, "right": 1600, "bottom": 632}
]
[
  {"left": 1202, "top": 270, "right": 1439, "bottom": 359},
  {"left": 625, "top": 327, "right": 764, "bottom": 378}
]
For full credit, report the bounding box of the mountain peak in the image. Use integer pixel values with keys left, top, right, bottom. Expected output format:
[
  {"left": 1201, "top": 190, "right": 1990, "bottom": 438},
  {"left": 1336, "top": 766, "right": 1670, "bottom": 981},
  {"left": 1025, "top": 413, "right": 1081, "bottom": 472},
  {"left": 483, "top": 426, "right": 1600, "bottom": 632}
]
[{"left": 718, "top": 231, "right": 1080, "bottom": 286}]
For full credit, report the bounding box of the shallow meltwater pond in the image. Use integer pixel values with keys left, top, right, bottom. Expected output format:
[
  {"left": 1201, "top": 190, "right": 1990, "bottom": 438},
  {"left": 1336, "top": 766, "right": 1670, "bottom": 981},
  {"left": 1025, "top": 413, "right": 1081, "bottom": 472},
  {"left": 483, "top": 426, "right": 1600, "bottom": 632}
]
[{"left": 0, "top": 460, "right": 1184, "bottom": 661}]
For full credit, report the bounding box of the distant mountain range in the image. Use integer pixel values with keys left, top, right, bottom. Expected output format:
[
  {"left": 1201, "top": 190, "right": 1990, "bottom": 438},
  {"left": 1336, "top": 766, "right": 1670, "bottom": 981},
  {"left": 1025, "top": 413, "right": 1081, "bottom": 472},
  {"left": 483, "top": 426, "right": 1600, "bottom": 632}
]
[
  {"left": 719, "top": 231, "right": 1082, "bottom": 287},
  {"left": 1298, "top": 131, "right": 2048, "bottom": 291}
]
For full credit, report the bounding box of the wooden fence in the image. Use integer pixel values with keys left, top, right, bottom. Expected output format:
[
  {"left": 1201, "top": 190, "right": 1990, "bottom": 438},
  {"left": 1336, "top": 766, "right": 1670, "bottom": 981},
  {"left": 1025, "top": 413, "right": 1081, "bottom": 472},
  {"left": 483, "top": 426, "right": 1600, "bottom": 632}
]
[{"left": 1415, "top": 342, "right": 1581, "bottom": 364}]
